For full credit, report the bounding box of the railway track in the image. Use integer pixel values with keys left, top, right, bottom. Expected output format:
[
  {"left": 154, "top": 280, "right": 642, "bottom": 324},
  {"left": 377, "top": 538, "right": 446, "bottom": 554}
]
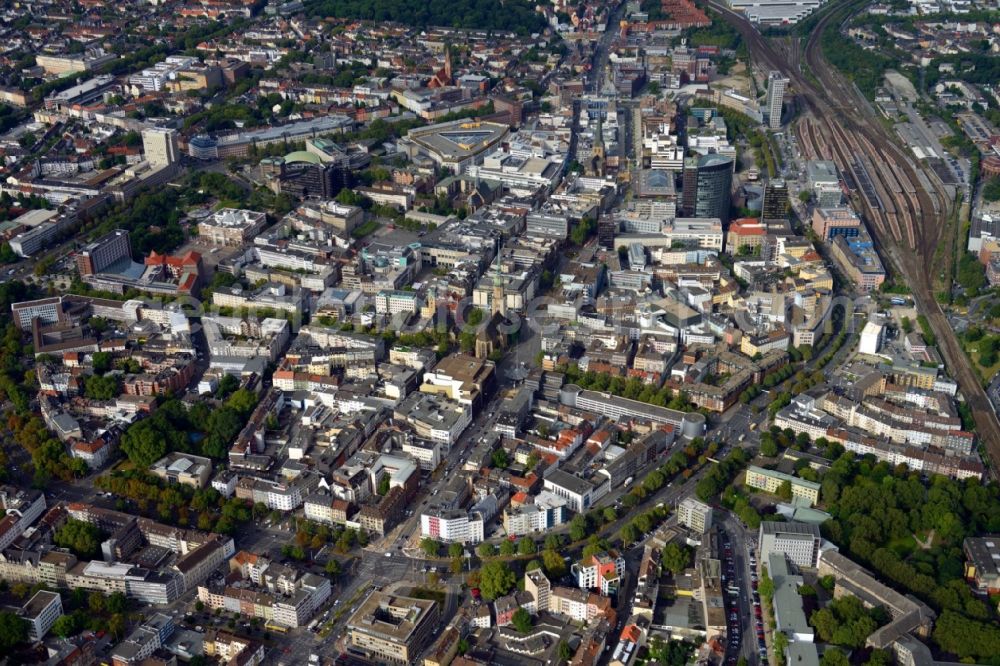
[{"left": 705, "top": 0, "right": 1000, "bottom": 471}]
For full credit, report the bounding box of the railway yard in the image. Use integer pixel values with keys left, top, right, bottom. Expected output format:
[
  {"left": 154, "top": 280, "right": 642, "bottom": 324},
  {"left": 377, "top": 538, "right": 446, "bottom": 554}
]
[{"left": 707, "top": 0, "right": 1000, "bottom": 473}]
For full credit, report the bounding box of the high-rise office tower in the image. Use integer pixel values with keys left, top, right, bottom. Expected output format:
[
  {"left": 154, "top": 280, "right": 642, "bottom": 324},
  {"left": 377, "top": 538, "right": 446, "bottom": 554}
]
[
  {"left": 766, "top": 71, "right": 788, "bottom": 131},
  {"left": 681, "top": 157, "right": 699, "bottom": 216},
  {"left": 597, "top": 217, "right": 618, "bottom": 249},
  {"left": 683, "top": 154, "right": 734, "bottom": 224},
  {"left": 141, "top": 128, "right": 179, "bottom": 167},
  {"left": 762, "top": 179, "right": 789, "bottom": 222}
]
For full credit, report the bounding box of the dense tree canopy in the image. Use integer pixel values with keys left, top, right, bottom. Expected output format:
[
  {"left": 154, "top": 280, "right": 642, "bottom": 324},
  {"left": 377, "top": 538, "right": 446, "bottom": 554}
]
[
  {"left": 121, "top": 391, "right": 260, "bottom": 467},
  {"left": 809, "top": 595, "right": 883, "bottom": 648},
  {"left": 0, "top": 612, "right": 27, "bottom": 651},
  {"left": 933, "top": 610, "right": 1000, "bottom": 662},
  {"left": 54, "top": 519, "right": 102, "bottom": 559},
  {"left": 818, "top": 456, "right": 1000, "bottom": 659},
  {"left": 307, "top": 0, "right": 546, "bottom": 34}
]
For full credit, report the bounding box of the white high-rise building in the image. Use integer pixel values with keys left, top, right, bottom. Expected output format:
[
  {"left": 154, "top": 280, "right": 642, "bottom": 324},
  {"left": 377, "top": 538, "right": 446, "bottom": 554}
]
[
  {"left": 766, "top": 72, "right": 788, "bottom": 131},
  {"left": 142, "top": 128, "right": 179, "bottom": 167}
]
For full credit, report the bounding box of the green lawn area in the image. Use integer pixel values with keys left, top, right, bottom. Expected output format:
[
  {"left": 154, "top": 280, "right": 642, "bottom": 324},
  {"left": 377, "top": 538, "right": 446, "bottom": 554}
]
[
  {"left": 351, "top": 219, "right": 380, "bottom": 238},
  {"left": 888, "top": 534, "right": 917, "bottom": 557},
  {"left": 960, "top": 339, "right": 1000, "bottom": 381}
]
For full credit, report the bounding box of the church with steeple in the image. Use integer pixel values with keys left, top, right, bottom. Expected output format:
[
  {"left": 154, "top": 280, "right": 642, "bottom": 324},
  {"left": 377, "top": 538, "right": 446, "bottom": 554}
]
[
  {"left": 589, "top": 113, "right": 606, "bottom": 178},
  {"left": 475, "top": 238, "right": 513, "bottom": 360},
  {"left": 428, "top": 46, "right": 454, "bottom": 89}
]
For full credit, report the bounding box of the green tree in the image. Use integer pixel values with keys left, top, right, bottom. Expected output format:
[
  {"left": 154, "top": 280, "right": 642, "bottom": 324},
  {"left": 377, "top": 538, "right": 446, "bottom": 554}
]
[
  {"left": 88, "top": 592, "right": 106, "bottom": 614},
  {"left": 121, "top": 420, "right": 169, "bottom": 467},
  {"left": 53, "top": 519, "right": 101, "bottom": 559},
  {"left": 420, "top": 537, "right": 441, "bottom": 557},
  {"left": 541, "top": 549, "right": 567, "bottom": 577},
  {"left": 557, "top": 640, "right": 573, "bottom": 663},
  {"left": 511, "top": 607, "right": 532, "bottom": 633},
  {"left": 51, "top": 613, "right": 80, "bottom": 638},
  {"left": 932, "top": 610, "right": 1000, "bottom": 661},
  {"left": 776, "top": 480, "right": 793, "bottom": 501},
  {"left": 491, "top": 448, "right": 509, "bottom": 469},
  {"left": 87, "top": 316, "right": 108, "bottom": 333},
  {"left": 215, "top": 373, "right": 239, "bottom": 398},
  {"left": 84, "top": 374, "right": 120, "bottom": 400},
  {"left": 448, "top": 542, "right": 464, "bottom": 558},
  {"left": 225, "top": 388, "right": 258, "bottom": 417},
  {"left": 479, "top": 561, "right": 516, "bottom": 600},
  {"left": 0, "top": 612, "right": 27, "bottom": 651},
  {"left": 865, "top": 650, "right": 893, "bottom": 666},
  {"left": 820, "top": 649, "right": 850, "bottom": 666},
  {"left": 0, "top": 243, "right": 17, "bottom": 264},
  {"left": 809, "top": 596, "right": 878, "bottom": 648},
  {"left": 517, "top": 538, "right": 536, "bottom": 556},
  {"left": 661, "top": 543, "right": 691, "bottom": 574},
  {"left": 91, "top": 351, "right": 112, "bottom": 375},
  {"left": 499, "top": 539, "right": 517, "bottom": 557},
  {"left": 619, "top": 522, "right": 640, "bottom": 545},
  {"left": 107, "top": 613, "right": 125, "bottom": 639},
  {"left": 983, "top": 177, "right": 1000, "bottom": 202},
  {"left": 106, "top": 592, "right": 127, "bottom": 614},
  {"left": 569, "top": 514, "right": 588, "bottom": 541}
]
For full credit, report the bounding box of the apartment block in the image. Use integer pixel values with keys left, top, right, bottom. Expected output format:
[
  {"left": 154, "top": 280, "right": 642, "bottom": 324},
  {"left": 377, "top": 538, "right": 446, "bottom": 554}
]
[
  {"left": 744, "top": 466, "right": 821, "bottom": 506},
  {"left": 759, "top": 522, "right": 822, "bottom": 569},
  {"left": 573, "top": 551, "right": 625, "bottom": 595}
]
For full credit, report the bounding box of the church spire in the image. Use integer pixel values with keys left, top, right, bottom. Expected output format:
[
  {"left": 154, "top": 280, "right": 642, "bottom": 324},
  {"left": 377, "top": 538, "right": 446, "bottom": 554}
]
[{"left": 492, "top": 236, "right": 506, "bottom": 317}]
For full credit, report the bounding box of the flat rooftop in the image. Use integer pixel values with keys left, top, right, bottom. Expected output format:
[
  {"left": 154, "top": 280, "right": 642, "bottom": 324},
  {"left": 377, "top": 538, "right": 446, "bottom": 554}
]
[
  {"left": 347, "top": 591, "right": 437, "bottom": 642},
  {"left": 406, "top": 119, "right": 509, "bottom": 160}
]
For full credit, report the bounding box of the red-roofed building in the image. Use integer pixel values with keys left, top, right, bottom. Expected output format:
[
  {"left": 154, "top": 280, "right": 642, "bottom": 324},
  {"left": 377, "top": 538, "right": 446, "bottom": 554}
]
[
  {"left": 726, "top": 218, "right": 766, "bottom": 255},
  {"left": 573, "top": 551, "right": 625, "bottom": 595},
  {"left": 144, "top": 250, "right": 204, "bottom": 295}
]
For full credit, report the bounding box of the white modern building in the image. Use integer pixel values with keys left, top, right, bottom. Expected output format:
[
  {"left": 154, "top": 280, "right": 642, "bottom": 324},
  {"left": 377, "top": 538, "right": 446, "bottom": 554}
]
[
  {"left": 677, "top": 496, "right": 713, "bottom": 533},
  {"left": 543, "top": 469, "right": 605, "bottom": 514},
  {"left": 766, "top": 71, "right": 789, "bottom": 129},
  {"left": 21, "top": 590, "right": 63, "bottom": 641},
  {"left": 759, "top": 521, "right": 823, "bottom": 569},
  {"left": 420, "top": 508, "right": 484, "bottom": 544},
  {"left": 142, "top": 128, "right": 180, "bottom": 167},
  {"left": 858, "top": 321, "right": 886, "bottom": 356},
  {"left": 375, "top": 290, "right": 422, "bottom": 316}
]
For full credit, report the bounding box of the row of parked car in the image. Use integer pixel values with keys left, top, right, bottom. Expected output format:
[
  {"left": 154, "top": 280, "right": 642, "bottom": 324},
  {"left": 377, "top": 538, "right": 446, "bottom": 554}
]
[{"left": 749, "top": 549, "right": 769, "bottom": 665}]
